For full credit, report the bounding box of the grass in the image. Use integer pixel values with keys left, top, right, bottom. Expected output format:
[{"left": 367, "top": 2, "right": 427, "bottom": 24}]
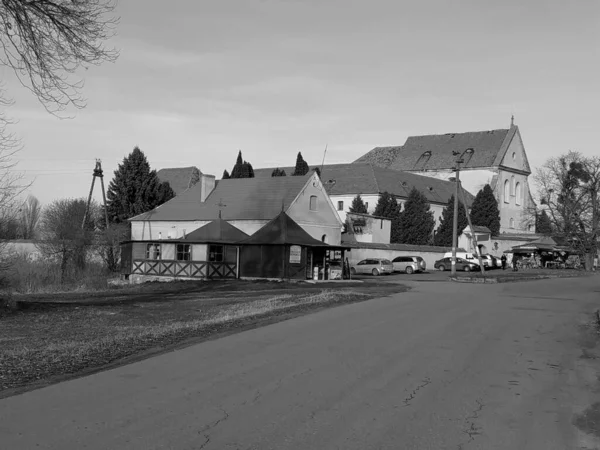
[{"left": 0, "top": 281, "right": 405, "bottom": 395}]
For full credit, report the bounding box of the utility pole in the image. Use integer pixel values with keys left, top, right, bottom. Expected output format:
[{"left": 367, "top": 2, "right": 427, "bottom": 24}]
[
  {"left": 451, "top": 152, "right": 463, "bottom": 276},
  {"left": 459, "top": 180, "right": 485, "bottom": 274},
  {"left": 83, "top": 159, "right": 110, "bottom": 230}
]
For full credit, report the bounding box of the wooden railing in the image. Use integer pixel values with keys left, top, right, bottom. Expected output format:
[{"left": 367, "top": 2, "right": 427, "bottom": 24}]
[{"left": 131, "top": 260, "right": 237, "bottom": 279}]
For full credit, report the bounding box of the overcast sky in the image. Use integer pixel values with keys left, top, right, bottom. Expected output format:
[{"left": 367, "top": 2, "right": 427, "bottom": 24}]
[{"left": 3, "top": 0, "right": 599, "bottom": 206}]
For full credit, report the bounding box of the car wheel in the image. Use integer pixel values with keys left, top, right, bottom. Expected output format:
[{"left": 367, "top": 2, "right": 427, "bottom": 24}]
[
  {"left": 405, "top": 266, "right": 414, "bottom": 274},
  {"left": 350, "top": 267, "right": 356, "bottom": 276},
  {"left": 372, "top": 268, "right": 379, "bottom": 276},
  {"left": 438, "top": 265, "right": 446, "bottom": 271},
  {"left": 464, "top": 266, "right": 471, "bottom": 272}
]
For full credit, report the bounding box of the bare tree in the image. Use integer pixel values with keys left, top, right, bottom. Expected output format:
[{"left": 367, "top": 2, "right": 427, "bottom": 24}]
[
  {"left": 18, "top": 194, "right": 40, "bottom": 239},
  {"left": 37, "top": 198, "right": 94, "bottom": 283},
  {"left": 0, "top": 0, "right": 119, "bottom": 114},
  {"left": 534, "top": 151, "right": 600, "bottom": 270}
]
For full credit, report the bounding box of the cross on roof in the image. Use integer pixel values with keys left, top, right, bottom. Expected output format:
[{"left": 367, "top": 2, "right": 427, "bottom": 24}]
[{"left": 216, "top": 198, "right": 226, "bottom": 218}]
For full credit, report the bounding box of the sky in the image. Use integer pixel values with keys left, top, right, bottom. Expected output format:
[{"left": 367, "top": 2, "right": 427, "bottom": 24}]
[{"left": 2, "top": 0, "right": 599, "bottom": 207}]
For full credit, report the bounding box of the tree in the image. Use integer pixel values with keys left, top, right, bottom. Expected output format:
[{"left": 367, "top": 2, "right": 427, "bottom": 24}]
[
  {"left": 349, "top": 194, "right": 368, "bottom": 214},
  {"left": 106, "top": 147, "right": 175, "bottom": 224},
  {"left": 535, "top": 209, "right": 553, "bottom": 235},
  {"left": 434, "top": 195, "right": 468, "bottom": 247},
  {"left": 396, "top": 188, "right": 435, "bottom": 245},
  {"left": 229, "top": 151, "right": 255, "bottom": 179},
  {"left": 470, "top": 184, "right": 501, "bottom": 235},
  {"left": 534, "top": 151, "right": 600, "bottom": 270},
  {"left": 292, "top": 152, "right": 309, "bottom": 176},
  {"left": 222, "top": 170, "right": 230, "bottom": 180},
  {"left": 271, "top": 168, "right": 286, "bottom": 177},
  {"left": 37, "top": 198, "right": 95, "bottom": 283},
  {"left": 18, "top": 195, "right": 41, "bottom": 239},
  {"left": 0, "top": 0, "right": 119, "bottom": 115},
  {"left": 373, "top": 191, "right": 403, "bottom": 243}
]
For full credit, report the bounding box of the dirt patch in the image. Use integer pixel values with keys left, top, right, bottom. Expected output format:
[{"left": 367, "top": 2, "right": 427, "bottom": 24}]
[
  {"left": 0, "top": 281, "right": 405, "bottom": 397},
  {"left": 574, "top": 402, "right": 600, "bottom": 438}
]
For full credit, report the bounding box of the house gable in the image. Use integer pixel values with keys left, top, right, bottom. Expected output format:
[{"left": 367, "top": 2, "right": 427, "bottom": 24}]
[{"left": 496, "top": 127, "right": 531, "bottom": 174}]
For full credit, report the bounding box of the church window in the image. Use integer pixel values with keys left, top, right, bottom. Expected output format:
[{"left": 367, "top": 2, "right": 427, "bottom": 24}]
[
  {"left": 515, "top": 182, "right": 522, "bottom": 205},
  {"left": 511, "top": 175, "right": 515, "bottom": 195},
  {"left": 309, "top": 196, "right": 318, "bottom": 211},
  {"left": 504, "top": 180, "right": 510, "bottom": 203},
  {"left": 509, "top": 218, "right": 515, "bottom": 229},
  {"left": 512, "top": 152, "right": 516, "bottom": 161}
]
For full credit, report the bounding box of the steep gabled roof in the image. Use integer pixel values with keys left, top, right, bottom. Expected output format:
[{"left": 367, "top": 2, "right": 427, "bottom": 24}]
[
  {"left": 238, "top": 211, "right": 326, "bottom": 246},
  {"left": 254, "top": 163, "right": 473, "bottom": 205},
  {"left": 184, "top": 219, "right": 249, "bottom": 244},
  {"left": 355, "top": 127, "right": 517, "bottom": 172},
  {"left": 157, "top": 167, "right": 202, "bottom": 195},
  {"left": 130, "top": 173, "right": 313, "bottom": 221}
]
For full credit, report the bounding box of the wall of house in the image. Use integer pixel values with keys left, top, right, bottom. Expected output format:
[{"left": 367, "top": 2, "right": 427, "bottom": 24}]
[
  {"left": 346, "top": 213, "right": 391, "bottom": 244},
  {"left": 288, "top": 175, "right": 343, "bottom": 245},
  {"left": 131, "top": 220, "right": 211, "bottom": 241},
  {"left": 496, "top": 169, "right": 535, "bottom": 234},
  {"left": 227, "top": 220, "right": 269, "bottom": 237}
]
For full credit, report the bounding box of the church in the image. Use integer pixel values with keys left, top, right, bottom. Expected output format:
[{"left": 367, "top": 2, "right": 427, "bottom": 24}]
[{"left": 355, "top": 118, "right": 536, "bottom": 235}]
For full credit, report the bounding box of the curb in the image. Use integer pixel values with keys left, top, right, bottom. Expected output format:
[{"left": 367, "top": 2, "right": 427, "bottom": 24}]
[{"left": 449, "top": 272, "right": 589, "bottom": 284}]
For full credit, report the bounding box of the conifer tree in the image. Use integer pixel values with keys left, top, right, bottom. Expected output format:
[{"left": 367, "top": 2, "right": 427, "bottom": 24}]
[
  {"left": 106, "top": 147, "right": 175, "bottom": 224},
  {"left": 470, "top": 184, "right": 501, "bottom": 235},
  {"left": 433, "top": 195, "right": 468, "bottom": 247},
  {"left": 229, "top": 151, "right": 255, "bottom": 178},
  {"left": 349, "top": 194, "right": 368, "bottom": 214},
  {"left": 396, "top": 188, "right": 435, "bottom": 245},
  {"left": 222, "top": 169, "right": 230, "bottom": 179},
  {"left": 536, "top": 209, "right": 553, "bottom": 234},
  {"left": 271, "top": 168, "right": 286, "bottom": 177},
  {"left": 373, "top": 191, "right": 403, "bottom": 243},
  {"left": 292, "top": 152, "right": 310, "bottom": 176}
]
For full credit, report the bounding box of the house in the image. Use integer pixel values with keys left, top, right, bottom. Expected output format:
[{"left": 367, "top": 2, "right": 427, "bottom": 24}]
[
  {"left": 157, "top": 166, "right": 215, "bottom": 198},
  {"left": 129, "top": 171, "right": 343, "bottom": 245},
  {"left": 355, "top": 119, "right": 536, "bottom": 234},
  {"left": 253, "top": 163, "right": 473, "bottom": 231}
]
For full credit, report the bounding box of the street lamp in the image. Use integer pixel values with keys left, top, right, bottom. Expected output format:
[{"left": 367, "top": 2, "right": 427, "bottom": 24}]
[{"left": 450, "top": 152, "right": 464, "bottom": 276}]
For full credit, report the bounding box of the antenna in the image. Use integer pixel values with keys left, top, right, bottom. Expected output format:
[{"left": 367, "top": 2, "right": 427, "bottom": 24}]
[{"left": 82, "top": 159, "right": 109, "bottom": 230}]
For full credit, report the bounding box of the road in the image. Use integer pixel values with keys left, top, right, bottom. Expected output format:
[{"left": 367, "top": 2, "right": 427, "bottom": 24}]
[{"left": 1, "top": 276, "right": 599, "bottom": 449}]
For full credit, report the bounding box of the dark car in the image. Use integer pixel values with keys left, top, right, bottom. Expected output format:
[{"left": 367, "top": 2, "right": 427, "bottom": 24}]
[{"left": 434, "top": 257, "right": 479, "bottom": 272}]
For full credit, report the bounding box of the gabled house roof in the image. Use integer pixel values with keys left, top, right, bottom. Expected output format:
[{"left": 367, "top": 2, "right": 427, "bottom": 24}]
[
  {"left": 355, "top": 126, "right": 519, "bottom": 172},
  {"left": 253, "top": 163, "right": 474, "bottom": 206},
  {"left": 130, "top": 173, "right": 313, "bottom": 222},
  {"left": 157, "top": 166, "right": 202, "bottom": 195},
  {"left": 183, "top": 219, "right": 249, "bottom": 244},
  {"left": 238, "top": 211, "right": 327, "bottom": 247}
]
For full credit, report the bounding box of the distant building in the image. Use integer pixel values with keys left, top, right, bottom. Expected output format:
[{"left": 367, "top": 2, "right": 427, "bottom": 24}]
[{"left": 355, "top": 119, "right": 535, "bottom": 234}]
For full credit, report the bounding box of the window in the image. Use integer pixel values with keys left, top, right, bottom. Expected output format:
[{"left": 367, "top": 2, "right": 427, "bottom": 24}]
[
  {"left": 309, "top": 195, "right": 318, "bottom": 211},
  {"left": 176, "top": 244, "right": 191, "bottom": 261},
  {"left": 512, "top": 152, "right": 516, "bottom": 161},
  {"left": 509, "top": 218, "right": 515, "bottom": 229},
  {"left": 528, "top": 224, "right": 534, "bottom": 232},
  {"left": 321, "top": 234, "right": 327, "bottom": 243},
  {"left": 365, "top": 202, "right": 369, "bottom": 210},
  {"left": 511, "top": 175, "right": 515, "bottom": 195},
  {"left": 504, "top": 180, "right": 510, "bottom": 203},
  {"left": 515, "top": 182, "right": 521, "bottom": 205},
  {"left": 337, "top": 200, "right": 344, "bottom": 211},
  {"left": 209, "top": 245, "right": 224, "bottom": 262},
  {"left": 146, "top": 243, "right": 161, "bottom": 260}
]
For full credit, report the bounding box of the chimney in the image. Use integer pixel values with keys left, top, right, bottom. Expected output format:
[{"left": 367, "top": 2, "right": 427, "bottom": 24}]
[
  {"left": 182, "top": 229, "right": 186, "bottom": 239},
  {"left": 199, "top": 174, "right": 216, "bottom": 202}
]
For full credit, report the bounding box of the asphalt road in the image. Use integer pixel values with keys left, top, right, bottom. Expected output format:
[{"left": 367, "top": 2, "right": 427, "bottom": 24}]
[{"left": 1, "top": 276, "right": 599, "bottom": 449}]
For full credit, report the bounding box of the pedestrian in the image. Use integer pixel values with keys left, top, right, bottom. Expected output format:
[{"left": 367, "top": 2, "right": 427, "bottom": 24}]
[
  {"left": 500, "top": 254, "right": 507, "bottom": 270},
  {"left": 512, "top": 254, "right": 519, "bottom": 271}
]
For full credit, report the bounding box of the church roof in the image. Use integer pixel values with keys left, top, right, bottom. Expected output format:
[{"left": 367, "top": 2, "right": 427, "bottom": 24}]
[
  {"left": 355, "top": 126, "right": 518, "bottom": 172},
  {"left": 238, "top": 211, "right": 327, "bottom": 246},
  {"left": 183, "top": 219, "right": 249, "bottom": 244},
  {"left": 253, "top": 163, "right": 474, "bottom": 206},
  {"left": 157, "top": 167, "right": 201, "bottom": 195},
  {"left": 130, "top": 173, "right": 313, "bottom": 221}
]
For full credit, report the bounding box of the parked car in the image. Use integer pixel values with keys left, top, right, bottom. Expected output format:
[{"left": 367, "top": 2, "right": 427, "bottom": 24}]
[
  {"left": 392, "top": 256, "right": 427, "bottom": 274},
  {"left": 434, "top": 257, "right": 480, "bottom": 272},
  {"left": 443, "top": 251, "right": 478, "bottom": 263},
  {"left": 350, "top": 258, "right": 394, "bottom": 276}
]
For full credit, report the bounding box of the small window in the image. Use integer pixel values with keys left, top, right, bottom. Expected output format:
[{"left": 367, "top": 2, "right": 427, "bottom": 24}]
[
  {"left": 515, "top": 182, "right": 521, "bottom": 205},
  {"left": 509, "top": 218, "right": 515, "bottom": 229},
  {"left": 504, "top": 180, "right": 510, "bottom": 203},
  {"left": 309, "top": 195, "right": 318, "bottom": 211},
  {"left": 176, "top": 244, "right": 191, "bottom": 261},
  {"left": 511, "top": 175, "right": 515, "bottom": 195},
  {"left": 209, "top": 245, "right": 224, "bottom": 262},
  {"left": 146, "top": 243, "right": 161, "bottom": 260},
  {"left": 321, "top": 234, "right": 327, "bottom": 243},
  {"left": 512, "top": 152, "right": 516, "bottom": 160},
  {"left": 337, "top": 201, "right": 344, "bottom": 211},
  {"left": 528, "top": 224, "right": 534, "bottom": 232}
]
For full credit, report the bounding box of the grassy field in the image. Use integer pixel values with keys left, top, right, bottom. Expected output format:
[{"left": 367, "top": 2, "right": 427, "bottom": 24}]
[{"left": 0, "top": 280, "right": 405, "bottom": 396}]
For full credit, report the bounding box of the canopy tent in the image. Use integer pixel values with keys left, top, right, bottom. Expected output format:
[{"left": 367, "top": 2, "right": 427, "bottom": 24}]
[{"left": 504, "top": 235, "right": 577, "bottom": 254}]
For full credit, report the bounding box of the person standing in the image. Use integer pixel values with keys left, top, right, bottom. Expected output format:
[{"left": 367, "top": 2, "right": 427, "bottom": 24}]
[
  {"left": 500, "top": 254, "right": 507, "bottom": 270},
  {"left": 512, "top": 253, "right": 519, "bottom": 271}
]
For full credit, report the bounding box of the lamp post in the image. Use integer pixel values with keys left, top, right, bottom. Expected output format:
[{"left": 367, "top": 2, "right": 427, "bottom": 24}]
[{"left": 450, "top": 155, "right": 463, "bottom": 276}]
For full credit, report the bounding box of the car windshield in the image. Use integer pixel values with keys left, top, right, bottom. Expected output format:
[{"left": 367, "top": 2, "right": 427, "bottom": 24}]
[{"left": 381, "top": 259, "right": 392, "bottom": 264}]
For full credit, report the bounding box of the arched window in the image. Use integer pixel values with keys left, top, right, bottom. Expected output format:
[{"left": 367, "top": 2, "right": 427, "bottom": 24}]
[
  {"left": 511, "top": 175, "right": 515, "bottom": 195},
  {"left": 309, "top": 195, "right": 317, "bottom": 211},
  {"left": 321, "top": 234, "right": 327, "bottom": 243},
  {"left": 504, "top": 180, "right": 510, "bottom": 203},
  {"left": 509, "top": 217, "right": 515, "bottom": 229},
  {"left": 515, "top": 182, "right": 521, "bottom": 205}
]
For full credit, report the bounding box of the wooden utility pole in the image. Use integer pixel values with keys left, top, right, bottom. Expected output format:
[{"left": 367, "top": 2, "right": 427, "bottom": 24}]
[{"left": 83, "top": 159, "right": 110, "bottom": 230}]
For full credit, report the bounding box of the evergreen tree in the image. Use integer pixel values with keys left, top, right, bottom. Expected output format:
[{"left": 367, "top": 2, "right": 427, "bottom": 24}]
[
  {"left": 536, "top": 209, "right": 553, "bottom": 234},
  {"left": 222, "top": 169, "right": 230, "bottom": 179},
  {"left": 469, "top": 184, "right": 501, "bottom": 235},
  {"left": 433, "top": 195, "right": 468, "bottom": 247},
  {"left": 349, "top": 194, "right": 368, "bottom": 214},
  {"left": 106, "top": 147, "right": 175, "bottom": 224},
  {"left": 229, "top": 151, "right": 255, "bottom": 178},
  {"left": 271, "top": 168, "right": 286, "bottom": 177},
  {"left": 292, "top": 152, "right": 310, "bottom": 176},
  {"left": 396, "top": 188, "right": 435, "bottom": 245},
  {"left": 373, "top": 191, "right": 403, "bottom": 243}
]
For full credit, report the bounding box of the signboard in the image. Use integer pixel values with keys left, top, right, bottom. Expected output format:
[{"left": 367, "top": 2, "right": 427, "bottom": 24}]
[{"left": 290, "top": 245, "right": 302, "bottom": 264}]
